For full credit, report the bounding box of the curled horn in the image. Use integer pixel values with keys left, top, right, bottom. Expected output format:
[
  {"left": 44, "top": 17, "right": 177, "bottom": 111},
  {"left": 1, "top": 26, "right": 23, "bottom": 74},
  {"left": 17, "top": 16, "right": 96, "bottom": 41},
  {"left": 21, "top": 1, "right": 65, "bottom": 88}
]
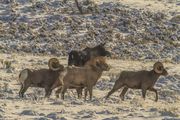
[
  {"left": 48, "top": 58, "right": 64, "bottom": 71},
  {"left": 153, "top": 62, "right": 164, "bottom": 74}
]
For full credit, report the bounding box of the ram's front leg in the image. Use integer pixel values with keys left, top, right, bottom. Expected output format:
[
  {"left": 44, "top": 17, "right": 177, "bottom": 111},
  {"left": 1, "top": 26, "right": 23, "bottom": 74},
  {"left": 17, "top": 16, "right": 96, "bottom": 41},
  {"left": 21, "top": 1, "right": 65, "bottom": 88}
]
[
  {"left": 19, "top": 82, "right": 30, "bottom": 98},
  {"left": 61, "top": 86, "right": 67, "bottom": 100},
  {"left": 76, "top": 87, "right": 83, "bottom": 99},
  {"left": 84, "top": 88, "right": 88, "bottom": 101},
  {"left": 149, "top": 88, "right": 158, "bottom": 102},
  {"left": 87, "top": 86, "right": 93, "bottom": 100}
]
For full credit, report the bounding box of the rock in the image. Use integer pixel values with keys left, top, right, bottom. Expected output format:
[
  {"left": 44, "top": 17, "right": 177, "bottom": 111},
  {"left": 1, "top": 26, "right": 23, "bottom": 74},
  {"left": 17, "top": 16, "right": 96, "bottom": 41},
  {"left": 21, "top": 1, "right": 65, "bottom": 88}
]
[
  {"left": 6, "top": 69, "right": 13, "bottom": 73},
  {"left": 0, "top": 109, "right": 5, "bottom": 113},
  {"left": 20, "top": 110, "right": 39, "bottom": 116},
  {"left": 34, "top": 117, "right": 50, "bottom": 120},
  {"left": 160, "top": 109, "right": 178, "bottom": 117},
  {"left": 102, "top": 117, "right": 119, "bottom": 120},
  {"left": 96, "top": 110, "right": 112, "bottom": 115},
  {"left": 78, "top": 110, "right": 94, "bottom": 118},
  {"left": 170, "top": 15, "right": 180, "bottom": 24},
  {"left": 47, "top": 113, "right": 59, "bottom": 119},
  {"left": 149, "top": 108, "right": 158, "bottom": 112},
  {"left": 71, "top": 100, "right": 84, "bottom": 105},
  {"left": 39, "top": 113, "right": 46, "bottom": 116},
  {"left": 47, "top": 115, "right": 67, "bottom": 120},
  {"left": 51, "top": 101, "right": 64, "bottom": 105},
  {"left": 172, "top": 55, "right": 180, "bottom": 63}
]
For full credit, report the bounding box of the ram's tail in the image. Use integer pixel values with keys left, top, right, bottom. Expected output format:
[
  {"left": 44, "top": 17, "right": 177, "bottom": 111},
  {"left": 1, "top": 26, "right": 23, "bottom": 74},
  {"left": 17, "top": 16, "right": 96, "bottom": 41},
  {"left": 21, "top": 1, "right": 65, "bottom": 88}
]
[{"left": 18, "top": 69, "right": 29, "bottom": 84}]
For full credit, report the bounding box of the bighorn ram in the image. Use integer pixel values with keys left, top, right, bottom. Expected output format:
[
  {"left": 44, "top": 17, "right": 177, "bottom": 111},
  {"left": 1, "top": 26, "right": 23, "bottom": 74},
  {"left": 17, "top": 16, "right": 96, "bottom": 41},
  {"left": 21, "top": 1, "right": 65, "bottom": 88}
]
[
  {"left": 54, "top": 57, "right": 110, "bottom": 100},
  {"left": 51, "top": 78, "right": 83, "bottom": 99},
  {"left": 18, "top": 58, "right": 64, "bottom": 98},
  {"left": 106, "top": 62, "right": 168, "bottom": 101},
  {"left": 68, "top": 43, "right": 111, "bottom": 67}
]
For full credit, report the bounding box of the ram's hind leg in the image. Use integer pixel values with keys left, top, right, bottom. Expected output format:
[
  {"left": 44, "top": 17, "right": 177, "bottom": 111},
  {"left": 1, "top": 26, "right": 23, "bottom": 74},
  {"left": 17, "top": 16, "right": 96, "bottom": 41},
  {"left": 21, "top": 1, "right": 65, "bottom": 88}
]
[
  {"left": 142, "top": 88, "right": 147, "bottom": 100},
  {"left": 45, "top": 87, "right": 52, "bottom": 98},
  {"left": 120, "top": 87, "right": 128, "bottom": 101},
  {"left": 55, "top": 87, "right": 62, "bottom": 98},
  {"left": 106, "top": 81, "right": 124, "bottom": 99},
  {"left": 84, "top": 88, "right": 88, "bottom": 101},
  {"left": 76, "top": 88, "right": 83, "bottom": 99},
  {"left": 19, "top": 83, "right": 30, "bottom": 98},
  {"left": 88, "top": 86, "right": 93, "bottom": 100},
  {"left": 19, "top": 84, "right": 24, "bottom": 98}
]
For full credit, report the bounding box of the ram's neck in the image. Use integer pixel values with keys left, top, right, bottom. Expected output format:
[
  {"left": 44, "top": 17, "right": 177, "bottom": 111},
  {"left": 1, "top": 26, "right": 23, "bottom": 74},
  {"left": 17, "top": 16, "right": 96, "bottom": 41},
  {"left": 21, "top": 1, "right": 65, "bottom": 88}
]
[
  {"left": 91, "top": 69, "right": 103, "bottom": 85},
  {"left": 150, "top": 70, "right": 161, "bottom": 84}
]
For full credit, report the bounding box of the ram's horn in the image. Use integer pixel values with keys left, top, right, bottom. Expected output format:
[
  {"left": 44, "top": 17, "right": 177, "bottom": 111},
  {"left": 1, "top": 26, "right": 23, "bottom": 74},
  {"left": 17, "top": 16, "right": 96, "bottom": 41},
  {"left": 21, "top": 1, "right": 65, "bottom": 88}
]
[
  {"left": 48, "top": 58, "right": 64, "bottom": 71},
  {"left": 153, "top": 62, "right": 164, "bottom": 74}
]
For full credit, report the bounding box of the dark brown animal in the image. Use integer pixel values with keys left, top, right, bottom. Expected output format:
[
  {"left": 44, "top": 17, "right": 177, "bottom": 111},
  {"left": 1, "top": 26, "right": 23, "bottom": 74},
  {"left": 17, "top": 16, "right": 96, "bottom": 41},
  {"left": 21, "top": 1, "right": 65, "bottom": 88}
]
[
  {"left": 106, "top": 62, "right": 168, "bottom": 102},
  {"left": 51, "top": 77, "right": 83, "bottom": 99},
  {"left": 18, "top": 58, "right": 64, "bottom": 98},
  {"left": 54, "top": 57, "right": 110, "bottom": 100},
  {"left": 68, "top": 43, "right": 111, "bottom": 67}
]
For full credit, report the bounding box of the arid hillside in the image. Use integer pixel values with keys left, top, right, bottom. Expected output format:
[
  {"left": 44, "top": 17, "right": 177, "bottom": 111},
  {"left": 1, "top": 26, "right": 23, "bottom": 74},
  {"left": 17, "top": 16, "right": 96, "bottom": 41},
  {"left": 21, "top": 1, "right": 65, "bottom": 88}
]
[{"left": 0, "top": 0, "right": 179, "bottom": 62}]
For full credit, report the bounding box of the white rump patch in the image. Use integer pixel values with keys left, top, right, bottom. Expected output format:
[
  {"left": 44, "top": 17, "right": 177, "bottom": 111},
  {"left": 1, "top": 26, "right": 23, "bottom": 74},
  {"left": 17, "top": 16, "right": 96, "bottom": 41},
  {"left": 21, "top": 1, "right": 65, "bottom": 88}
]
[{"left": 19, "top": 69, "right": 29, "bottom": 84}]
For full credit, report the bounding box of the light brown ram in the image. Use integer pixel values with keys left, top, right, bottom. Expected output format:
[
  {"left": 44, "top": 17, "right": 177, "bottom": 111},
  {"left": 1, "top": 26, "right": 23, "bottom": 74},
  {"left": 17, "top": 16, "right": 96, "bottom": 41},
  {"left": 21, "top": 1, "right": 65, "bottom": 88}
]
[
  {"left": 53, "top": 56, "right": 110, "bottom": 100},
  {"left": 18, "top": 58, "right": 64, "bottom": 98},
  {"left": 106, "top": 62, "right": 168, "bottom": 101}
]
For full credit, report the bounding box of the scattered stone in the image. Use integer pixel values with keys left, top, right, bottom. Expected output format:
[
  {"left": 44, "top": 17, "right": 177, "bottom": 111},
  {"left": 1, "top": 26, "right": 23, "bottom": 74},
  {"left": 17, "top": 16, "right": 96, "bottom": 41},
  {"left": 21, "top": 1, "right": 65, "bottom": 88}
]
[
  {"left": 149, "top": 108, "right": 158, "bottom": 112},
  {"left": 20, "top": 110, "right": 39, "bottom": 116},
  {"left": 71, "top": 100, "right": 84, "bottom": 105},
  {"left": 6, "top": 69, "right": 13, "bottom": 73},
  {"left": 78, "top": 110, "right": 94, "bottom": 118},
  {"left": 0, "top": 109, "right": 5, "bottom": 113},
  {"left": 96, "top": 110, "right": 112, "bottom": 115},
  {"left": 47, "top": 113, "right": 67, "bottom": 120},
  {"left": 51, "top": 101, "right": 64, "bottom": 105},
  {"left": 34, "top": 117, "right": 50, "bottom": 120},
  {"left": 102, "top": 116, "right": 119, "bottom": 120},
  {"left": 160, "top": 109, "right": 178, "bottom": 117},
  {"left": 170, "top": 15, "right": 180, "bottom": 24}
]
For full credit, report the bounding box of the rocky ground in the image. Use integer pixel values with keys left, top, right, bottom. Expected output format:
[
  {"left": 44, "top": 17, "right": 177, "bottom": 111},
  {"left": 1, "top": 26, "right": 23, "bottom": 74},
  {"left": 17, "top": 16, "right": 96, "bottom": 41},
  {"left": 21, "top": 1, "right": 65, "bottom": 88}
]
[
  {"left": 0, "top": 0, "right": 179, "bottom": 63},
  {"left": 0, "top": 0, "right": 180, "bottom": 119},
  {"left": 0, "top": 53, "right": 180, "bottom": 119}
]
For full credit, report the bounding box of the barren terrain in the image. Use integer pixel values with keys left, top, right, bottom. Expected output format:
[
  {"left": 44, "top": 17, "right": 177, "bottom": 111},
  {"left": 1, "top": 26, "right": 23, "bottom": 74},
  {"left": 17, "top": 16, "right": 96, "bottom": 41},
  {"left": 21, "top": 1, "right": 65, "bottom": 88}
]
[
  {"left": 0, "top": 0, "right": 180, "bottom": 119},
  {"left": 0, "top": 53, "right": 180, "bottom": 119}
]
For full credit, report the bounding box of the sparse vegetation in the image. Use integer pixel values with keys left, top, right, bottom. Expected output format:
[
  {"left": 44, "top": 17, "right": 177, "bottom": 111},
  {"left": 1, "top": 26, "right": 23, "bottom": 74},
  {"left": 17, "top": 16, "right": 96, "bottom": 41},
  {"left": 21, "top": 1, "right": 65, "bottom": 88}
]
[{"left": 0, "top": 0, "right": 179, "bottom": 119}]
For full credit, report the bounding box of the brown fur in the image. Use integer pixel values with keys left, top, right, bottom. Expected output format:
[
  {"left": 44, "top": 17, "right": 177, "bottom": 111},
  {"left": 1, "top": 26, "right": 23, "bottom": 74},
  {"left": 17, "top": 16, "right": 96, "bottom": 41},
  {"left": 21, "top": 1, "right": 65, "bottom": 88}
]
[
  {"left": 53, "top": 57, "right": 110, "bottom": 100},
  {"left": 18, "top": 58, "right": 64, "bottom": 98},
  {"left": 106, "top": 62, "right": 168, "bottom": 102}
]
